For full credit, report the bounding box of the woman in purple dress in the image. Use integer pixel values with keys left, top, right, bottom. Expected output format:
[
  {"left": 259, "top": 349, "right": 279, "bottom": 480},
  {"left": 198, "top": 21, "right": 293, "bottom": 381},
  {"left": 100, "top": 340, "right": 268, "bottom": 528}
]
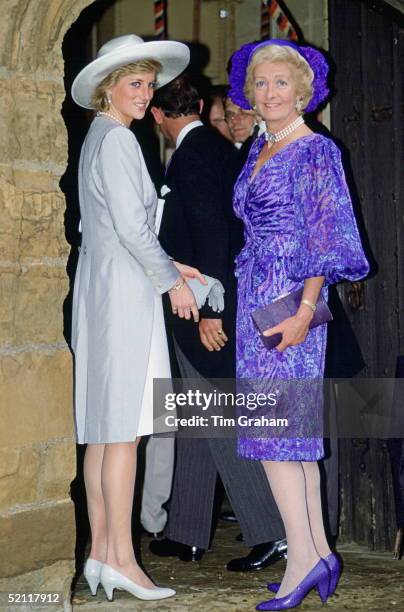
[{"left": 228, "top": 40, "right": 369, "bottom": 610}]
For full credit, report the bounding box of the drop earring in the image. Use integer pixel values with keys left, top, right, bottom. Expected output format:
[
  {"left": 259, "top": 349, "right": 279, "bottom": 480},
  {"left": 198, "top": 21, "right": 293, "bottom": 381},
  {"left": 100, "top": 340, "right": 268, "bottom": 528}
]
[{"left": 295, "top": 98, "right": 303, "bottom": 113}]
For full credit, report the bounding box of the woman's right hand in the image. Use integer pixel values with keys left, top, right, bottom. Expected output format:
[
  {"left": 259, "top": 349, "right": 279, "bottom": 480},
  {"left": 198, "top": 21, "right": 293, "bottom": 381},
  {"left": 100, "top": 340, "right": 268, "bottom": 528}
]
[
  {"left": 172, "top": 262, "right": 208, "bottom": 286},
  {"left": 169, "top": 279, "right": 200, "bottom": 322}
]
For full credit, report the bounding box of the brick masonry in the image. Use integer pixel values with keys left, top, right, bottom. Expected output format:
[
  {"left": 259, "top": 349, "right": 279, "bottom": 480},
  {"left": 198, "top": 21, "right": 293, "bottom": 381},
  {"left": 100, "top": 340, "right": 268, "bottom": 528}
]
[{"left": 0, "top": 0, "right": 94, "bottom": 602}]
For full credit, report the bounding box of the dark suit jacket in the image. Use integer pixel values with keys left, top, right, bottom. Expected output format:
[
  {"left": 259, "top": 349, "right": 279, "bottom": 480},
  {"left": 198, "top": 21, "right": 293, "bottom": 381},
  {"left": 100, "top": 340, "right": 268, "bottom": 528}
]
[
  {"left": 159, "top": 125, "right": 244, "bottom": 378},
  {"left": 237, "top": 124, "right": 260, "bottom": 170}
]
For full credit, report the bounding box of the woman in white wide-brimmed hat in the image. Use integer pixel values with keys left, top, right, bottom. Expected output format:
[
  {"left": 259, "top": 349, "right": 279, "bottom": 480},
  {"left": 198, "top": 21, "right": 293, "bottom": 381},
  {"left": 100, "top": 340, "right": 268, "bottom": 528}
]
[{"left": 70, "top": 34, "right": 205, "bottom": 602}]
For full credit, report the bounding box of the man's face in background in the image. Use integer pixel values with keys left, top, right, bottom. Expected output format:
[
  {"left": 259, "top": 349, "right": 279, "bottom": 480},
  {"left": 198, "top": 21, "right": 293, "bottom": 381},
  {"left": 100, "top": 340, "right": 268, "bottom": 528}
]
[{"left": 224, "top": 98, "right": 256, "bottom": 143}]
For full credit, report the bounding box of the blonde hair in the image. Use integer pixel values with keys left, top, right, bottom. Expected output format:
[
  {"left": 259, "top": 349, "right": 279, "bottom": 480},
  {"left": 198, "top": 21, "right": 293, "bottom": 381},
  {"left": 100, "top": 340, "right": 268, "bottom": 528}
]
[
  {"left": 244, "top": 45, "right": 313, "bottom": 111},
  {"left": 91, "top": 59, "right": 162, "bottom": 111}
]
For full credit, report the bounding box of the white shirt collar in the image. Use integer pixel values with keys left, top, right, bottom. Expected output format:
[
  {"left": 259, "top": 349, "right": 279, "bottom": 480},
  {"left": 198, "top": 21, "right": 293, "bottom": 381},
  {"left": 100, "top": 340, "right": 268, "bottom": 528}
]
[
  {"left": 176, "top": 120, "right": 203, "bottom": 149},
  {"left": 257, "top": 120, "right": 266, "bottom": 137}
]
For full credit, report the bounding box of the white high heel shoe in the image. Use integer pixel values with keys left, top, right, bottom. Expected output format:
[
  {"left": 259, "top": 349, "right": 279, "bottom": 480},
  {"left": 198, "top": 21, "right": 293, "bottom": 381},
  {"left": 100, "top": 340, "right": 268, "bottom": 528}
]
[
  {"left": 100, "top": 564, "right": 176, "bottom": 601},
  {"left": 83, "top": 558, "right": 103, "bottom": 596}
]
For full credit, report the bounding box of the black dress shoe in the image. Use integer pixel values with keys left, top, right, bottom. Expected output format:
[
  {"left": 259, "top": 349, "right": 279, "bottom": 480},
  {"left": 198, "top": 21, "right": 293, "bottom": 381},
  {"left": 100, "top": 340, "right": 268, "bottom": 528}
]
[
  {"left": 149, "top": 537, "right": 205, "bottom": 561},
  {"left": 226, "top": 539, "right": 287, "bottom": 572},
  {"left": 219, "top": 510, "right": 238, "bottom": 523}
]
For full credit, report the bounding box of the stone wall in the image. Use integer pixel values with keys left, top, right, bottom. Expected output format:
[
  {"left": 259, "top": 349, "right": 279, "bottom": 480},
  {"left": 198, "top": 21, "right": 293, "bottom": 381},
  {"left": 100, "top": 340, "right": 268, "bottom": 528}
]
[{"left": 0, "top": 0, "right": 93, "bottom": 602}]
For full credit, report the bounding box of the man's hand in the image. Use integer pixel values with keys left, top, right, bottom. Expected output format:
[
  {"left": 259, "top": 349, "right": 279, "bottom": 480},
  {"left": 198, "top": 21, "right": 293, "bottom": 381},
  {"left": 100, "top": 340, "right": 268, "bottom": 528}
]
[{"left": 199, "top": 318, "right": 228, "bottom": 351}]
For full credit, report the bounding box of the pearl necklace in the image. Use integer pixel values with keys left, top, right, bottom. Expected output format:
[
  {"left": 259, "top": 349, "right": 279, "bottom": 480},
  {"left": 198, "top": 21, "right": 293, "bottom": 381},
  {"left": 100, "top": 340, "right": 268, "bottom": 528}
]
[
  {"left": 97, "top": 111, "right": 128, "bottom": 129},
  {"left": 264, "top": 116, "right": 305, "bottom": 144}
]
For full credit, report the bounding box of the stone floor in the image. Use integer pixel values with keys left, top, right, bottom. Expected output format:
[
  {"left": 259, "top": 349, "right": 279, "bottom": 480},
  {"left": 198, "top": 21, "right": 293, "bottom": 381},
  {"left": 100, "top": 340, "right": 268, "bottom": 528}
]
[{"left": 72, "top": 522, "right": 404, "bottom": 612}]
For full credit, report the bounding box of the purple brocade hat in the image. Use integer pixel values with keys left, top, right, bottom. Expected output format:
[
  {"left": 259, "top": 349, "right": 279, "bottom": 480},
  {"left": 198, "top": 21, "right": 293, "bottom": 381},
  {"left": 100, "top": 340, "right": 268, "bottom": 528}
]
[{"left": 228, "top": 39, "right": 329, "bottom": 114}]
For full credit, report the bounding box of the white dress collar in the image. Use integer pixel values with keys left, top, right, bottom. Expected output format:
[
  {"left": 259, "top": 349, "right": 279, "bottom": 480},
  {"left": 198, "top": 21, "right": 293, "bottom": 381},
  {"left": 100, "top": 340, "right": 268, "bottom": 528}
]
[{"left": 176, "top": 120, "right": 203, "bottom": 149}]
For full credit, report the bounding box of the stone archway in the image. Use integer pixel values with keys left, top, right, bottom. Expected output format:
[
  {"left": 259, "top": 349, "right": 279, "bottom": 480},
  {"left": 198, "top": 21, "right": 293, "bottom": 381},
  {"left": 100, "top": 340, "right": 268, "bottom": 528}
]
[{"left": 0, "top": 0, "right": 93, "bottom": 603}]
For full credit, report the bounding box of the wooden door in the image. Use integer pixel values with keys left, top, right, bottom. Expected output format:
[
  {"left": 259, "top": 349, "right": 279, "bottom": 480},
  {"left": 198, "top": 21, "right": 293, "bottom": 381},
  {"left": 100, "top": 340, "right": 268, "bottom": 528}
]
[{"left": 329, "top": 0, "right": 404, "bottom": 549}]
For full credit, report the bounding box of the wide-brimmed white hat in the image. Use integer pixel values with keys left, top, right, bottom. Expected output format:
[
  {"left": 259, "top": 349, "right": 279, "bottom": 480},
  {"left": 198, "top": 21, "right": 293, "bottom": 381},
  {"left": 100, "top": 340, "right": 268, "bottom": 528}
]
[{"left": 71, "top": 34, "right": 190, "bottom": 109}]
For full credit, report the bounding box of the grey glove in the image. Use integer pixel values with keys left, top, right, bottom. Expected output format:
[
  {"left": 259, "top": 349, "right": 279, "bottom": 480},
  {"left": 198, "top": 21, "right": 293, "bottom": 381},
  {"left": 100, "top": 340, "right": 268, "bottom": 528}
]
[{"left": 186, "top": 274, "right": 225, "bottom": 313}]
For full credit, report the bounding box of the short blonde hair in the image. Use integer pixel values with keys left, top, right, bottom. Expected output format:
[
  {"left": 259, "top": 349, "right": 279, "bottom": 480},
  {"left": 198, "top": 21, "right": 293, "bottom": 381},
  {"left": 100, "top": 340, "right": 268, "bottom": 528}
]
[
  {"left": 91, "top": 59, "right": 162, "bottom": 111},
  {"left": 244, "top": 45, "right": 313, "bottom": 111}
]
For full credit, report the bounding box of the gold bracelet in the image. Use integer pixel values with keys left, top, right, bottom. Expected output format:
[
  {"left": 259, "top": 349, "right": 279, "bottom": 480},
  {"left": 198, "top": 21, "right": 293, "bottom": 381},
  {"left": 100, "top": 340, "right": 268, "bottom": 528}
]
[
  {"left": 301, "top": 298, "right": 317, "bottom": 312},
  {"left": 169, "top": 278, "right": 185, "bottom": 292}
]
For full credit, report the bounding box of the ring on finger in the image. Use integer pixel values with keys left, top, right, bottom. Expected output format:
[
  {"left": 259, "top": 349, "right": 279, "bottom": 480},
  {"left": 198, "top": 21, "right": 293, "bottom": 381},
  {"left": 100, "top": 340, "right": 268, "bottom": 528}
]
[{"left": 217, "top": 330, "right": 223, "bottom": 336}]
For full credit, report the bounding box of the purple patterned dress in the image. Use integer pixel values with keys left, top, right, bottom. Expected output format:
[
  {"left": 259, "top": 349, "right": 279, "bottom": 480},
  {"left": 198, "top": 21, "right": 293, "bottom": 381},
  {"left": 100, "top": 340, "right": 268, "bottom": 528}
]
[{"left": 234, "top": 133, "right": 369, "bottom": 461}]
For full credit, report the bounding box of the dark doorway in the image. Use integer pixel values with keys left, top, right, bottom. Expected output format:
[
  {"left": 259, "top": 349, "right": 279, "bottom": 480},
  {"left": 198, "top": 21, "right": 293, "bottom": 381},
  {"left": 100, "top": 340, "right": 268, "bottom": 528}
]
[{"left": 329, "top": 0, "right": 404, "bottom": 550}]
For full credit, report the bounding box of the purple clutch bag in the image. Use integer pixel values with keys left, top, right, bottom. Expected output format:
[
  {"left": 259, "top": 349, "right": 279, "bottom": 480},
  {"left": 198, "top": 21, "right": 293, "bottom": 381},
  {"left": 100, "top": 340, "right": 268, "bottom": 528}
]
[{"left": 251, "top": 288, "right": 333, "bottom": 350}]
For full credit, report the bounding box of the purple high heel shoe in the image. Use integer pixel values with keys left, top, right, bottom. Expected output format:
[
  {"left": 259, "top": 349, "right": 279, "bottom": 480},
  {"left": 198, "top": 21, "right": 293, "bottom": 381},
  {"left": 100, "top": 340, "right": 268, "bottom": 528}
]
[
  {"left": 256, "top": 559, "right": 330, "bottom": 610},
  {"left": 267, "top": 552, "right": 341, "bottom": 599},
  {"left": 323, "top": 552, "right": 341, "bottom": 595}
]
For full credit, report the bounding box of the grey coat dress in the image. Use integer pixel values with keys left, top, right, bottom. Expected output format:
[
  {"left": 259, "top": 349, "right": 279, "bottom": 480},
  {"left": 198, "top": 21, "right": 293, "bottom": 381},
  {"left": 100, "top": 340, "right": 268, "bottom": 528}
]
[{"left": 72, "top": 115, "right": 178, "bottom": 444}]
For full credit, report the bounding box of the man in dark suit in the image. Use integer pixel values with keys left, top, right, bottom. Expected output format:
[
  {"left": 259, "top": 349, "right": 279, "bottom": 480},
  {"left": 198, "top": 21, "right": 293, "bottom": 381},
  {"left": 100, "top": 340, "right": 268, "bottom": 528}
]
[
  {"left": 224, "top": 95, "right": 260, "bottom": 168},
  {"left": 224, "top": 96, "right": 255, "bottom": 144},
  {"left": 149, "top": 75, "right": 287, "bottom": 571}
]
